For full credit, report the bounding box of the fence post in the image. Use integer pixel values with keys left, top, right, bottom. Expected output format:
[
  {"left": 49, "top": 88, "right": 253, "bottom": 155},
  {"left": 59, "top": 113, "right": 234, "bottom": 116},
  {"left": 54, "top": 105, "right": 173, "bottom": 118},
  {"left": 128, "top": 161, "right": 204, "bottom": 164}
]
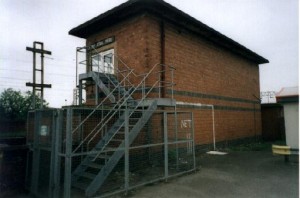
[
  {"left": 49, "top": 110, "right": 56, "bottom": 197},
  {"left": 79, "top": 80, "right": 82, "bottom": 105},
  {"left": 31, "top": 111, "right": 41, "bottom": 195},
  {"left": 53, "top": 109, "right": 63, "bottom": 197},
  {"left": 164, "top": 112, "right": 168, "bottom": 181},
  {"left": 124, "top": 109, "right": 129, "bottom": 194},
  {"left": 64, "top": 108, "right": 72, "bottom": 198},
  {"left": 191, "top": 112, "right": 196, "bottom": 169}
]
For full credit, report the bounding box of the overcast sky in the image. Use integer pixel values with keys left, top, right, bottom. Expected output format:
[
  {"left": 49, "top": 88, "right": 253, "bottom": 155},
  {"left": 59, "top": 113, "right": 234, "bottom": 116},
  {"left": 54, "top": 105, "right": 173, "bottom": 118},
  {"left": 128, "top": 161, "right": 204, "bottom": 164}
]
[{"left": 0, "top": 0, "right": 298, "bottom": 107}]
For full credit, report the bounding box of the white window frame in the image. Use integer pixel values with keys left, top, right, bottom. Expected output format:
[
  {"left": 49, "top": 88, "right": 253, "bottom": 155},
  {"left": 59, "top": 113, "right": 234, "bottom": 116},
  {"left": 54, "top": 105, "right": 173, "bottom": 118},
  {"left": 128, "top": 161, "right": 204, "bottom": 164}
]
[{"left": 91, "top": 49, "right": 114, "bottom": 74}]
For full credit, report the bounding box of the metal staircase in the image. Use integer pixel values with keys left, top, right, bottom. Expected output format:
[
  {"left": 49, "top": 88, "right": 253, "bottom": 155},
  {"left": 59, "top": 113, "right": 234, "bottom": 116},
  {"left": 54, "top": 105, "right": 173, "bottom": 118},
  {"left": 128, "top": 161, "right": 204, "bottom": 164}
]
[
  {"left": 70, "top": 48, "right": 175, "bottom": 196},
  {"left": 72, "top": 100, "right": 157, "bottom": 196},
  {"left": 79, "top": 72, "right": 135, "bottom": 104}
]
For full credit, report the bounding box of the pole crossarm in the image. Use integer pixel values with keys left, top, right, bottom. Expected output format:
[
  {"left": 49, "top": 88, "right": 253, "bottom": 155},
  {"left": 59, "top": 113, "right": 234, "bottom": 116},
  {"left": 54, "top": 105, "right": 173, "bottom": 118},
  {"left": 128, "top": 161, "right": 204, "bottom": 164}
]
[
  {"left": 26, "top": 47, "right": 52, "bottom": 55},
  {"left": 26, "top": 82, "right": 52, "bottom": 88}
]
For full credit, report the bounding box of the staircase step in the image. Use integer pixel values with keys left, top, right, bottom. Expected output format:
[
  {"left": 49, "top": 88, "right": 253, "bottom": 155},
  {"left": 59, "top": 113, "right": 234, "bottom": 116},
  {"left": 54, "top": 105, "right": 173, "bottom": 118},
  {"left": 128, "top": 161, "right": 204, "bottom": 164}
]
[
  {"left": 104, "top": 147, "right": 117, "bottom": 151},
  {"left": 129, "top": 117, "right": 142, "bottom": 120},
  {"left": 72, "top": 181, "right": 89, "bottom": 190},
  {"left": 78, "top": 172, "right": 97, "bottom": 180},
  {"left": 83, "top": 162, "right": 103, "bottom": 170},
  {"left": 88, "top": 153, "right": 111, "bottom": 160},
  {"left": 110, "top": 138, "right": 124, "bottom": 142},
  {"left": 117, "top": 131, "right": 125, "bottom": 134}
]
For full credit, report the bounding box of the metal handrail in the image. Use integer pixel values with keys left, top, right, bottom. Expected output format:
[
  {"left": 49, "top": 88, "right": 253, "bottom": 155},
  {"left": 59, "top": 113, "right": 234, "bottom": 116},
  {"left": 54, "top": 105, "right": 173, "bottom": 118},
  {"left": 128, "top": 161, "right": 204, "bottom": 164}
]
[
  {"left": 90, "top": 79, "right": 161, "bottom": 160},
  {"left": 72, "top": 48, "right": 137, "bottom": 136},
  {"left": 71, "top": 69, "right": 134, "bottom": 135},
  {"left": 72, "top": 70, "right": 135, "bottom": 152},
  {"left": 90, "top": 46, "right": 135, "bottom": 89},
  {"left": 90, "top": 66, "right": 170, "bottom": 157},
  {"left": 84, "top": 62, "right": 163, "bottom": 152},
  {"left": 73, "top": 45, "right": 176, "bottom": 154}
]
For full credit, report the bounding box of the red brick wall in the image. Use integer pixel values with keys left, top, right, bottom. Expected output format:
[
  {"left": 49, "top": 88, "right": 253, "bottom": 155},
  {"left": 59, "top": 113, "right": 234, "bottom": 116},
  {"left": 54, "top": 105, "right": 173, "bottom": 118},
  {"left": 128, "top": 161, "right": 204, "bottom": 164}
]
[
  {"left": 163, "top": 21, "right": 261, "bottom": 144},
  {"left": 85, "top": 14, "right": 156, "bottom": 105},
  {"left": 164, "top": 23, "right": 260, "bottom": 101},
  {"left": 84, "top": 14, "right": 262, "bottom": 145}
]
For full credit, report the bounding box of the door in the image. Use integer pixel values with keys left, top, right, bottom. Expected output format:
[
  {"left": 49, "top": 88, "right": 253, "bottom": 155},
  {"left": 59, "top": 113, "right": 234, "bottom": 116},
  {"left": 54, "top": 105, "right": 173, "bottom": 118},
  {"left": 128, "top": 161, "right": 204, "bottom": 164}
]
[{"left": 91, "top": 49, "right": 114, "bottom": 74}]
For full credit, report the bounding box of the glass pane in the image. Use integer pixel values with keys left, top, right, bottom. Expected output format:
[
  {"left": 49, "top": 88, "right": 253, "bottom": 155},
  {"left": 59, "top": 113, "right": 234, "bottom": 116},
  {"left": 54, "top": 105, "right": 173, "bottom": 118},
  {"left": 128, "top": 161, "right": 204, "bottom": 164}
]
[
  {"left": 104, "top": 53, "right": 113, "bottom": 74},
  {"left": 91, "top": 54, "right": 102, "bottom": 72},
  {"left": 90, "top": 49, "right": 114, "bottom": 74}
]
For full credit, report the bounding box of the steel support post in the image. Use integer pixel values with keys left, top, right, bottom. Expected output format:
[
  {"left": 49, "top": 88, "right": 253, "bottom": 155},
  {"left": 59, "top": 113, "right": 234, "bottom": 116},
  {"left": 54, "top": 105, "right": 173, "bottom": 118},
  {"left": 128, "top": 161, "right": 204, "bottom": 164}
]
[
  {"left": 64, "top": 108, "right": 73, "bottom": 198},
  {"left": 40, "top": 42, "right": 44, "bottom": 109},
  {"left": 31, "top": 111, "right": 41, "bottom": 195},
  {"left": 164, "top": 112, "right": 169, "bottom": 180},
  {"left": 53, "top": 110, "right": 63, "bottom": 197},
  {"left": 175, "top": 107, "right": 179, "bottom": 170},
  {"left": 124, "top": 109, "right": 129, "bottom": 194},
  {"left": 95, "top": 84, "right": 98, "bottom": 105},
  {"left": 33, "top": 47, "right": 36, "bottom": 108},
  {"left": 212, "top": 106, "right": 216, "bottom": 151},
  {"left": 49, "top": 111, "right": 56, "bottom": 197},
  {"left": 191, "top": 112, "right": 196, "bottom": 169},
  {"left": 79, "top": 80, "right": 83, "bottom": 105}
]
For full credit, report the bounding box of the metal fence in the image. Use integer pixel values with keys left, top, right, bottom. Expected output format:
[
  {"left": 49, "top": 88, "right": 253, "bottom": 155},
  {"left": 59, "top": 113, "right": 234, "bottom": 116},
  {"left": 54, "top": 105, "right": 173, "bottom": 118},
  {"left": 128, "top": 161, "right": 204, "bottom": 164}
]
[{"left": 27, "top": 107, "right": 195, "bottom": 198}]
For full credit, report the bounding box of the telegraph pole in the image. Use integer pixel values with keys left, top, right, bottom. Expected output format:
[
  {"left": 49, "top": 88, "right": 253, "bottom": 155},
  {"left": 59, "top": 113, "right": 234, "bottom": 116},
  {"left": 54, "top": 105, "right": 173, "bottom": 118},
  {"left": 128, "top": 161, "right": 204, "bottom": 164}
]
[{"left": 26, "top": 41, "right": 52, "bottom": 109}]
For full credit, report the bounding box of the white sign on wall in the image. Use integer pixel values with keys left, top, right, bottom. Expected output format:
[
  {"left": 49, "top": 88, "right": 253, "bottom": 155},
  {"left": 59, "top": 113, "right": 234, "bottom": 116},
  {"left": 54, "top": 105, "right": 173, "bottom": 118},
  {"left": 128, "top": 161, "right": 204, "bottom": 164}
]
[{"left": 181, "top": 119, "right": 192, "bottom": 128}]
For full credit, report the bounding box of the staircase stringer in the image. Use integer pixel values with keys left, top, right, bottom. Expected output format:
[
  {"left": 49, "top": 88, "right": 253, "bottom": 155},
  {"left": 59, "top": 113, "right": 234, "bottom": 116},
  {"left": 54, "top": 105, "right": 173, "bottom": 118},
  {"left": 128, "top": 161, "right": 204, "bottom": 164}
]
[
  {"left": 85, "top": 100, "right": 158, "bottom": 197},
  {"left": 71, "top": 112, "right": 127, "bottom": 183},
  {"left": 91, "top": 72, "right": 116, "bottom": 103}
]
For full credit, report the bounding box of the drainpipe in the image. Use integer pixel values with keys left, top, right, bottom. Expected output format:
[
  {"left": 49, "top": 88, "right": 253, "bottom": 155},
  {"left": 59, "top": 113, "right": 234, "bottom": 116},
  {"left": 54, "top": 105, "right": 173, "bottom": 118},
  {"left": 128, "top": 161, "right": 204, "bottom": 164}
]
[
  {"left": 253, "top": 94, "right": 260, "bottom": 142},
  {"left": 160, "top": 20, "right": 166, "bottom": 98}
]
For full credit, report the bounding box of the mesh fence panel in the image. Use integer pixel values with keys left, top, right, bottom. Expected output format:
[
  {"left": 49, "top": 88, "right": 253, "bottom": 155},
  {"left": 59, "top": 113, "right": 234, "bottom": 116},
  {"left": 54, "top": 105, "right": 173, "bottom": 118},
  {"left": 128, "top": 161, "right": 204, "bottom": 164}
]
[
  {"left": 27, "top": 108, "right": 195, "bottom": 198},
  {"left": 27, "top": 109, "right": 59, "bottom": 198},
  {"left": 129, "top": 145, "right": 165, "bottom": 187},
  {"left": 37, "top": 150, "right": 51, "bottom": 195},
  {"left": 27, "top": 111, "right": 35, "bottom": 144}
]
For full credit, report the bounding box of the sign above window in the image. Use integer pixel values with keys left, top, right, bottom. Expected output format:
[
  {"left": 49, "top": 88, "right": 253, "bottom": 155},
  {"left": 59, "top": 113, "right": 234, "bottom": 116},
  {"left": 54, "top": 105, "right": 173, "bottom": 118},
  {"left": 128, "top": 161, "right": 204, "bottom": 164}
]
[{"left": 87, "top": 36, "right": 115, "bottom": 51}]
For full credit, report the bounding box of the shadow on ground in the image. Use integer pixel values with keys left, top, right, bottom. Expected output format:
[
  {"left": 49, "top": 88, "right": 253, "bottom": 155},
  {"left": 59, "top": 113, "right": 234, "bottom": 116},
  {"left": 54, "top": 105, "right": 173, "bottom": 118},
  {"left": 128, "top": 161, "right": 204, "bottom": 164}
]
[{"left": 120, "top": 150, "right": 298, "bottom": 198}]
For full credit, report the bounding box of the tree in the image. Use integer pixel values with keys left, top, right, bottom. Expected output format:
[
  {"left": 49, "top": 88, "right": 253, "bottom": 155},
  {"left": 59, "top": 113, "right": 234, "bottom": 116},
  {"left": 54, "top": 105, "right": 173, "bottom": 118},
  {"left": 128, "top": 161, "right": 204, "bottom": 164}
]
[{"left": 0, "top": 88, "right": 48, "bottom": 122}]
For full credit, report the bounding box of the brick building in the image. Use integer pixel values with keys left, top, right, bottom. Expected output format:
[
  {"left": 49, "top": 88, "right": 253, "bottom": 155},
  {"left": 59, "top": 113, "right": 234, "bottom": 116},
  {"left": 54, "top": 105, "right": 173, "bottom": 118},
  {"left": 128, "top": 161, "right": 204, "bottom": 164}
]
[
  {"left": 69, "top": 0, "right": 268, "bottom": 148},
  {"left": 25, "top": 0, "right": 269, "bottom": 196}
]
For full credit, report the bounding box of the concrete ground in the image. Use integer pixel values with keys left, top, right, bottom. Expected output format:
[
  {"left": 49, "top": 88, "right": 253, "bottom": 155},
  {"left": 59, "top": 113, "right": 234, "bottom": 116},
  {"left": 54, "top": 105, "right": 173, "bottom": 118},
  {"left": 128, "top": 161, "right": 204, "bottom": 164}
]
[
  {"left": 2, "top": 150, "right": 298, "bottom": 198},
  {"left": 119, "top": 151, "right": 298, "bottom": 198}
]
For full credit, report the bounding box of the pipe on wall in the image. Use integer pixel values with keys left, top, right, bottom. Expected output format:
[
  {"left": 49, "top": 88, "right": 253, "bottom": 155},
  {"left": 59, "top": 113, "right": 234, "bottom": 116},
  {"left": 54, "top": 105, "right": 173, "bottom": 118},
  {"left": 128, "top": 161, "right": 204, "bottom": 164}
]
[{"left": 160, "top": 20, "right": 166, "bottom": 98}]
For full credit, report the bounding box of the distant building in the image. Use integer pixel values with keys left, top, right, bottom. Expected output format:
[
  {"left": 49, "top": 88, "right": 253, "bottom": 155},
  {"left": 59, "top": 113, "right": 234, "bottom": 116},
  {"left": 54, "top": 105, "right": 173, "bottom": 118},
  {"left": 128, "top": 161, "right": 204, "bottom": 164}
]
[
  {"left": 69, "top": 0, "right": 269, "bottom": 146},
  {"left": 276, "top": 87, "right": 299, "bottom": 149},
  {"left": 260, "top": 91, "right": 276, "bottom": 104}
]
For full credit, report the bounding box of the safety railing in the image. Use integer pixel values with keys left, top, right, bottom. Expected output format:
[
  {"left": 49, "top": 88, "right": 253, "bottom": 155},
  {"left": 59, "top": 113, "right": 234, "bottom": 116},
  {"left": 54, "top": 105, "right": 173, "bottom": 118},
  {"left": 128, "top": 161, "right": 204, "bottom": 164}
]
[
  {"left": 73, "top": 63, "right": 174, "bottom": 154},
  {"left": 72, "top": 46, "right": 176, "bottom": 154}
]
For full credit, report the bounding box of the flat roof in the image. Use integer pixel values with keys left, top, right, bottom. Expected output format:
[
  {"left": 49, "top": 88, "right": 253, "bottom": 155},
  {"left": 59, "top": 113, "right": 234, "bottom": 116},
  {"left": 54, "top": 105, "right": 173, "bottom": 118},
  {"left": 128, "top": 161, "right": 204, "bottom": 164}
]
[
  {"left": 276, "top": 87, "right": 299, "bottom": 103},
  {"left": 276, "top": 87, "right": 299, "bottom": 98},
  {"left": 69, "top": 0, "right": 269, "bottom": 64}
]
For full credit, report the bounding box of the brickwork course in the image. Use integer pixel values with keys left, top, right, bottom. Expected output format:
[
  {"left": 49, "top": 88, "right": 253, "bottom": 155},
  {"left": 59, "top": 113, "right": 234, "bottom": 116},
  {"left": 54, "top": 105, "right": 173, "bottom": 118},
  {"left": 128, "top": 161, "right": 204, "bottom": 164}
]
[{"left": 69, "top": 0, "right": 269, "bottom": 147}]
